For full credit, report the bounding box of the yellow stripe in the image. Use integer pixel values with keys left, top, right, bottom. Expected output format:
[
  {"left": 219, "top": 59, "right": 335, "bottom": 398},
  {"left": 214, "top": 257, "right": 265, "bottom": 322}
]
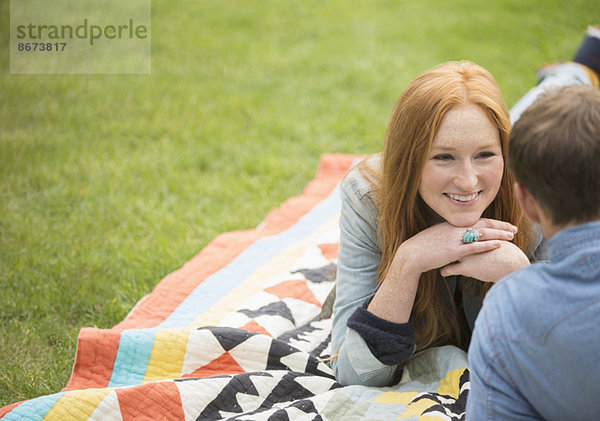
[
  {"left": 143, "top": 327, "right": 191, "bottom": 382},
  {"left": 399, "top": 398, "right": 439, "bottom": 418},
  {"left": 43, "top": 388, "right": 112, "bottom": 420},
  {"left": 373, "top": 391, "right": 417, "bottom": 405},
  {"left": 436, "top": 368, "right": 465, "bottom": 399}
]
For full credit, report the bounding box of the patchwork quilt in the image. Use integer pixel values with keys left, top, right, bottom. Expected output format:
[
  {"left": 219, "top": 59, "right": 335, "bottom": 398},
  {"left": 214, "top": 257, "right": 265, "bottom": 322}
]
[{"left": 1, "top": 154, "right": 471, "bottom": 420}]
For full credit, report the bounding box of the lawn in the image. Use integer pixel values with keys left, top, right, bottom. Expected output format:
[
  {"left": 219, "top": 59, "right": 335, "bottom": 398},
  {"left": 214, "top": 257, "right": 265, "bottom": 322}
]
[{"left": 0, "top": 0, "right": 598, "bottom": 406}]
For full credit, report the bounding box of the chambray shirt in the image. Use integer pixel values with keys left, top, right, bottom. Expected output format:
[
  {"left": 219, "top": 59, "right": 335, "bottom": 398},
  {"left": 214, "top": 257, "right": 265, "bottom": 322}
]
[
  {"left": 331, "top": 156, "right": 545, "bottom": 387},
  {"left": 467, "top": 221, "right": 600, "bottom": 420}
]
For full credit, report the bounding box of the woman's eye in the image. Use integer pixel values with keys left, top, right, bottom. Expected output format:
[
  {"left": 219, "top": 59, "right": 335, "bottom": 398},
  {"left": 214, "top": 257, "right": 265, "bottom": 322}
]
[
  {"left": 433, "top": 154, "right": 454, "bottom": 161},
  {"left": 477, "top": 151, "right": 498, "bottom": 159}
]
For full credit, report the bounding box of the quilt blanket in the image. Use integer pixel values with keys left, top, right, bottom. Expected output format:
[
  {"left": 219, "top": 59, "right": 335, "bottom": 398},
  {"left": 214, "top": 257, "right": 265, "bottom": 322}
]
[{"left": 1, "top": 154, "right": 471, "bottom": 420}]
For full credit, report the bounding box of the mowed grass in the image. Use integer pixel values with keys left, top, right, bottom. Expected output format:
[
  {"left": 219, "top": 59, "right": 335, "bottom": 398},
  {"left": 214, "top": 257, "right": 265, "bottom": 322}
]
[{"left": 1, "top": 0, "right": 598, "bottom": 406}]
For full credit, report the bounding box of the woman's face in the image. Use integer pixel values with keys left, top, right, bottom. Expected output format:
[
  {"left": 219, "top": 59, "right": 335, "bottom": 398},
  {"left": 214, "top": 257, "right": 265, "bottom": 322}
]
[{"left": 418, "top": 103, "right": 504, "bottom": 227}]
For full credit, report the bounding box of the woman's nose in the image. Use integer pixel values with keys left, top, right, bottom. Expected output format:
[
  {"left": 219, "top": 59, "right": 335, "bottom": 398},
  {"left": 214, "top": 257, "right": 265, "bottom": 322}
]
[{"left": 454, "top": 161, "right": 478, "bottom": 191}]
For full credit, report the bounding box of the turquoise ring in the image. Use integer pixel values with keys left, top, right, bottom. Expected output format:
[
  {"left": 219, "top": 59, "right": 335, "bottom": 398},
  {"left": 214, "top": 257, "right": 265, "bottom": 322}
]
[{"left": 462, "top": 228, "right": 480, "bottom": 244}]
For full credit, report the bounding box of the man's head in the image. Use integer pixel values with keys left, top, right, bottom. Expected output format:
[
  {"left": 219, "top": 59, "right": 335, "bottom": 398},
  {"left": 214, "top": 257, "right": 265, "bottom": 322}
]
[{"left": 509, "top": 85, "right": 600, "bottom": 236}]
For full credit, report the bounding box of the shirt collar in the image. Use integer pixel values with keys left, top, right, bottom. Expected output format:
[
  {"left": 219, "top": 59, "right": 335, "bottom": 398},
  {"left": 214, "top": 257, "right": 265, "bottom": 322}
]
[{"left": 547, "top": 221, "right": 600, "bottom": 261}]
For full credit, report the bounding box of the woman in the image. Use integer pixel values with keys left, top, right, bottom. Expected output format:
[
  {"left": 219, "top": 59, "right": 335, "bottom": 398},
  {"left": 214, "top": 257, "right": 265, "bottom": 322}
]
[
  {"left": 331, "top": 28, "right": 599, "bottom": 388},
  {"left": 331, "top": 60, "right": 542, "bottom": 387}
]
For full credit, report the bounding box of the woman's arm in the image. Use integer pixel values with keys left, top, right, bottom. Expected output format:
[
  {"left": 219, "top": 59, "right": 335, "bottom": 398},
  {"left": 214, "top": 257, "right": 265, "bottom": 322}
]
[
  {"left": 439, "top": 241, "right": 529, "bottom": 282},
  {"left": 332, "top": 169, "right": 412, "bottom": 386},
  {"left": 369, "top": 219, "right": 517, "bottom": 321}
]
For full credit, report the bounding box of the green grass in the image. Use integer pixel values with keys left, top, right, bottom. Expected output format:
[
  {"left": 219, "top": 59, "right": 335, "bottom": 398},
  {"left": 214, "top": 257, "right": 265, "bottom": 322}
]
[{"left": 1, "top": 0, "right": 598, "bottom": 406}]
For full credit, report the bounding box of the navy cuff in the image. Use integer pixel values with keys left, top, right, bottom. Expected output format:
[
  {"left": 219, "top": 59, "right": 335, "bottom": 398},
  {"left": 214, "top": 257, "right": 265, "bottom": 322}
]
[{"left": 347, "top": 304, "right": 416, "bottom": 366}]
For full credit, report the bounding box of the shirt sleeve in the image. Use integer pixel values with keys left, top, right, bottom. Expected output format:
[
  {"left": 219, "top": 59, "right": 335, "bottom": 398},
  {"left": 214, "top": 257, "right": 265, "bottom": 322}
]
[
  {"left": 466, "top": 307, "right": 495, "bottom": 420},
  {"left": 467, "top": 286, "right": 542, "bottom": 420},
  {"left": 347, "top": 304, "right": 415, "bottom": 365},
  {"left": 331, "top": 168, "right": 415, "bottom": 386}
]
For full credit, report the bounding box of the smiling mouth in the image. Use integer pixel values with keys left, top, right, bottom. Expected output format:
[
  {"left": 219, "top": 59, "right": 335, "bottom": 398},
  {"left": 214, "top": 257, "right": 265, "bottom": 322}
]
[{"left": 445, "top": 192, "right": 480, "bottom": 202}]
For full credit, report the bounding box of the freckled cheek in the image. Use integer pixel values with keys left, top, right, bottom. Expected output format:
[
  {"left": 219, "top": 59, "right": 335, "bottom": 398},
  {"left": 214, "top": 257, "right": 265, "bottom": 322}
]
[
  {"left": 485, "top": 160, "right": 504, "bottom": 193},
  {"left": 419, "top": 165, "right": 452, "bottom": 193}
]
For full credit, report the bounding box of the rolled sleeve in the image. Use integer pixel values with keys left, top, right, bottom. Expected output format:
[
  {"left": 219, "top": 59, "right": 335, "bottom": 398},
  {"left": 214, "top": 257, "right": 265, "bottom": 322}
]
[
  {"left": 334, "top": 327, "right": 397, "bottom": 386},
  {"left": 347, "top": 305, "right": 416, "bottom": 366}
]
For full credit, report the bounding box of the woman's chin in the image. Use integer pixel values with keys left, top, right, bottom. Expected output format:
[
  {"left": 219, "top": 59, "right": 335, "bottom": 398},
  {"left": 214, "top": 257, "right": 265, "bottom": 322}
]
[
  {"left": 427, "top": 205, "right": 486, "bottom": 228},
  {"left": 446, "top": 214, "right": 482, "bottom": 228}
]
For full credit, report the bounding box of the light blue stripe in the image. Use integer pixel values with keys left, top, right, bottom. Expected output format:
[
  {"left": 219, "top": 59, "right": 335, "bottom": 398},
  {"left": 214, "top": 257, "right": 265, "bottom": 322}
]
[
  {"left": 157, "top": 184, "right": 342, "bottom": 329},
  {"left": 1, "top": 392, "right": 65, "bottom": 421},
  {"left": 107, "top": 328, "right": 156, "bottom": 387}
]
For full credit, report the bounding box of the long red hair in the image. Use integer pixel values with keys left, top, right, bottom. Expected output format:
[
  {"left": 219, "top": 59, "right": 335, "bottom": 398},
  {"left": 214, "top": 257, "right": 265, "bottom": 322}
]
[{"left": 364, "top": 61, "right": 532, "bottom": 350}]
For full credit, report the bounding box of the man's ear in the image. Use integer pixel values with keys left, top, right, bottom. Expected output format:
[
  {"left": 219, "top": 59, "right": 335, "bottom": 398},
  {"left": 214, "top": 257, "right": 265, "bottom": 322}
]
[{"left": 513, "top": 182, "right": 542, "bottom": 224}]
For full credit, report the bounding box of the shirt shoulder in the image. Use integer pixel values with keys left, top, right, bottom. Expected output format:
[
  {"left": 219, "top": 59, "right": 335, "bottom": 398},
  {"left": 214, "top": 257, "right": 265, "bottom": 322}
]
[
  {"left": 341, "top": 155, "right": 380, "bottom": 200},
  {"left": 477, "top": 267, "right": 539, "bottom": 336},
  {"left": 340, "top": 155, "right": 380, "bottom": 228}
]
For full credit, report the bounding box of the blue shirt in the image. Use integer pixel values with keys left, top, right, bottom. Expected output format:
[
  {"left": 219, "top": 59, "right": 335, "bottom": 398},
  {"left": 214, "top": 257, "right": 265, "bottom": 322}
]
[{"left": 467, "top": 221, "right": 600, "bottom": 420}]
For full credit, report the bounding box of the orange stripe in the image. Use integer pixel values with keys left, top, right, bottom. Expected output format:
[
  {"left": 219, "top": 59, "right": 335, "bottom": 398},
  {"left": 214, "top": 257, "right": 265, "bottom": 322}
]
[
  {"left": 0, "top": 401, "right": 23, "bottom": 418},
  {"left": 63, "top": 328, "right": 121, "bottom": 391},
  {"left": 117, "top": 381, "right": 185, "bottom": 421}
]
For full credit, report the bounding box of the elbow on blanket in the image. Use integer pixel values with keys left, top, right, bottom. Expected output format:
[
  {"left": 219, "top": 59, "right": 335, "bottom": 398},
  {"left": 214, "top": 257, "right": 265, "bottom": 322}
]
[{"left": 332, "top": 348, "right": 398, "bottom": 387}]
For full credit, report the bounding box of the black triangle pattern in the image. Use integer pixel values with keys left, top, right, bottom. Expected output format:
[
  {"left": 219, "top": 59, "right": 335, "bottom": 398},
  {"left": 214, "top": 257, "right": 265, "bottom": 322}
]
[
  {"left": 276, "top": 315, "right": 322, "bottom": 345},
  {"left": 206, "top": 326, "right": 260, "bottom": 352},
  {"left": 238, "top": 301, "right": 295, "bottom": 325},
  {"left": 179, "top": 258, "right": 468, "bottom": 420},
  {"left": 196, "top": 372, "right": 271, "bottom": 420},
  {"left": 265, "top": 336, "right": 334, "bottom": 379},
  {"left": 414, "top": 368, "right": 470, "bottom": 421},
  {"left": 260, "top": 372, "right": 332, "bottom": 407},
  {"left": 190, "top": 371, "right": 338, "bottom": 421},
  {"left": 276, "top": 315, "right": 332, "bottom": 360},
  {"left": 292, "top": 263, "right": 337, "bottom": 283}
]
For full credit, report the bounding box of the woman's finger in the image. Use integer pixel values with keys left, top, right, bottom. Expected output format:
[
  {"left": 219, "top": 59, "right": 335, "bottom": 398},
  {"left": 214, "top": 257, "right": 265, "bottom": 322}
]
[
  {"left": 440, "top": 261, "right": 462, "bottom": 278},
  {"left": 442, "top": 241, "right": 500, "bottom": 278},
  {"left": 440, "top": 241, "right": 501, "bottom": 277},
  {"left": 441, "top": 241, "right": 530, "bottom": 282},
  {"left": 457, "top": 239, "right": 502, "bottom": 258},
  {"left": 475, "top": 228, "right": 515, "bottom": 242},
  {"left": 474, "top": 218, "right": 518, "bottom": 233}
]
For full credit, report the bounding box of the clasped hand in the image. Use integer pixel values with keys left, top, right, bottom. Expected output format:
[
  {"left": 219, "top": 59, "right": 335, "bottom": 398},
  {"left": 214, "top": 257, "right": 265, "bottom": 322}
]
[{"left": 399, "top": 218, "right": 529, "bottom": 283}]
